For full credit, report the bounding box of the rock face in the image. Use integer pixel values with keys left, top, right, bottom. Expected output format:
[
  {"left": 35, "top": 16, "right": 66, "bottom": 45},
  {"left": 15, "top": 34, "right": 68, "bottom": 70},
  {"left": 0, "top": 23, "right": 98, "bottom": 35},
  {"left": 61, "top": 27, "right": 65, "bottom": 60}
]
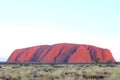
[{"left": 7, "top": 43, "right": 116, "bottom": 63}]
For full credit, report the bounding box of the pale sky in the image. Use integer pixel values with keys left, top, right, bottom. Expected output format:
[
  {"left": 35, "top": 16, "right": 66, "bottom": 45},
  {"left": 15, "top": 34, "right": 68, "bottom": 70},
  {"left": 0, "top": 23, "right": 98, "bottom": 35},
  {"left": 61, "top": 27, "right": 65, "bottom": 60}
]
[{"left": 0, "top": 0, "right": 120, "bottom": 61}]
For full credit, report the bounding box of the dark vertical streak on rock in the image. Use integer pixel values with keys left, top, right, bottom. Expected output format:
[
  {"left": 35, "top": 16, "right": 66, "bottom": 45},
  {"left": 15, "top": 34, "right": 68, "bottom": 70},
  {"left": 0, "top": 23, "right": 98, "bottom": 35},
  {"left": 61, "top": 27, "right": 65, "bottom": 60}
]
[
  {"left": 64, "top": 45, "right": 79, "bottom": 63},
  {"left": 39, "top": 45, "right": 53, "bottom": 62},
  {"left": 30, "top": 45, "right": 50, "bottom": 62},
  {"left": 102, "top": 49, "right": 106, "bottom": 59},
  {"left": 88, "top": 47, "right": 96, "bottom": 60},
  {"left": 25, "top": 48, "right": 30, "bottom": 57},
  {"left": 14, "top": 48, "right": 29, "bottom": 62},
  {"left": 56, "top": 45, "right": 79, "bottom": 63},
  {"left": 54, "top": 45, "right": 66, "bottom": 62}
]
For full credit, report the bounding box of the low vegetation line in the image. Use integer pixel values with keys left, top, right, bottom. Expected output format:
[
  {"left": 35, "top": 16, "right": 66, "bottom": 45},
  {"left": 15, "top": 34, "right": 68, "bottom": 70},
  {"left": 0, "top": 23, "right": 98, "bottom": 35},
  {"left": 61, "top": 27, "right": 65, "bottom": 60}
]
[{"left": 0, "top": 62, "right": 119, "bottom": 65}]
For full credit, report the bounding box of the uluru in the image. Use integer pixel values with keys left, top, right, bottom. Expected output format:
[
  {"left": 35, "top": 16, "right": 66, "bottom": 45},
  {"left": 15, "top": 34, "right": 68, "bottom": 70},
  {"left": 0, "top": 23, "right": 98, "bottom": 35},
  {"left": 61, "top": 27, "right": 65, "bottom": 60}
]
[{"left": 7, "top": 43, "right": 116, "bottom": 63}]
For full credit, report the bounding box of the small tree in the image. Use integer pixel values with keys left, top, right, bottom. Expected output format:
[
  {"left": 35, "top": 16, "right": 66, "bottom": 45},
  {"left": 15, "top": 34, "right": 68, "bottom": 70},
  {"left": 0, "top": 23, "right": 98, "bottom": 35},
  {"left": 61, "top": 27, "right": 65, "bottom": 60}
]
[
  {"left": 107, "top": 60, "right": 112, "bottom": 63},
  {"left": 94, "top": 58, "right": 100, "bottom": 63}
]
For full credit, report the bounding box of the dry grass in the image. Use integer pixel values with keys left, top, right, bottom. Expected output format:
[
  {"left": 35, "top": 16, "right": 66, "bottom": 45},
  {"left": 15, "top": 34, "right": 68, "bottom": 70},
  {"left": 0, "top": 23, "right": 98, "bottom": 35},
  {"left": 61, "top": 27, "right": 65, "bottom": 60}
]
[{"left": 0, "top": 63, "right": 120, "bottom": 80}]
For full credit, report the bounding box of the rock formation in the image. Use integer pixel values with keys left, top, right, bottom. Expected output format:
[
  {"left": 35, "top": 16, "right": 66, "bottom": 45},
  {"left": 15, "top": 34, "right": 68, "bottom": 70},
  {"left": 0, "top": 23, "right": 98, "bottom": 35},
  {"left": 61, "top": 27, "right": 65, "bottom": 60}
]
[{"left": 7, "top": 43, "right": 116, "bottom": 63}]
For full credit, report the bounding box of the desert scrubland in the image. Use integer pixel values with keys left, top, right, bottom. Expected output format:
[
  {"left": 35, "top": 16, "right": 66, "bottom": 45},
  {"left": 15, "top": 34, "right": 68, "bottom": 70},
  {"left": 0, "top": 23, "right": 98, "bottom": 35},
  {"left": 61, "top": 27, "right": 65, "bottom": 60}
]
[{"left": 0, "top": 63, "right": 120, "bottom": 80}]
